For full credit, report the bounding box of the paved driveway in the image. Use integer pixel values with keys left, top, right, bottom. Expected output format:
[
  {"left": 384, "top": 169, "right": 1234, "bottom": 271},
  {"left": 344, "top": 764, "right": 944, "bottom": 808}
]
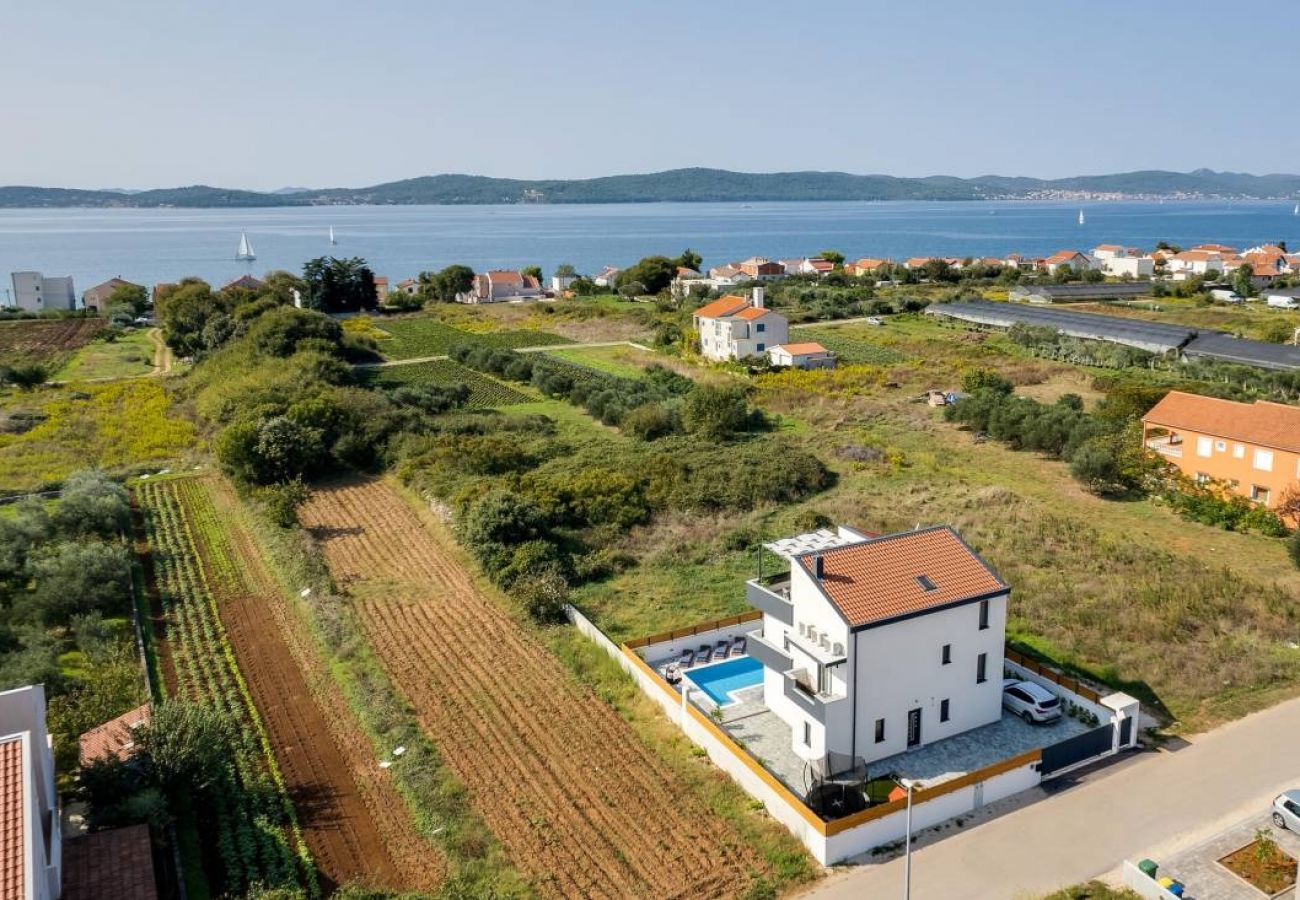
[
  {"left": 800, "top": 693, "right": 1300, "bottom": 900},
  {"left": 1156, "top": 811, "right": 1300, "bottom": 900}
]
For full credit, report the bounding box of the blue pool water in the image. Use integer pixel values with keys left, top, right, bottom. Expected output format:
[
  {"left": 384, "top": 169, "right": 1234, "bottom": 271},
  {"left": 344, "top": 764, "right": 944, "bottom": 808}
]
[{"left": 686, "top": 656, "right": 764, "bottom": 706}]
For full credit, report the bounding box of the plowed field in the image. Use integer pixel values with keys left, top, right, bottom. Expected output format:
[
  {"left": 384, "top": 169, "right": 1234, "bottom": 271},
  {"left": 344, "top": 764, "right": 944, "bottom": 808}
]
[
  {"left": 299, "top": 479, "right": 767, "bottom": 899},
  {"left": 0, "top": 317, "right": 104, "bottom": 368},
  {"left": 170, "top": 478, "right": 443, "bottom": 894}
]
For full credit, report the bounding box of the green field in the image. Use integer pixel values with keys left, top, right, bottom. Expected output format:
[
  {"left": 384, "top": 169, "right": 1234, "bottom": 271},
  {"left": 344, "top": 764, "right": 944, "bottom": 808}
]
[
  {"left": 545, "top": 344, "right": 659, "bottom": 378},
  {"left": 361, "top": 359, "right": 531, "bottom": 407},
  {"left": 794, "top": 325, "right": 908, "bottom": 365},
  {"left": 375, "top": 317, "right": 573, "bottom": 360},
  {"left": 53, "top": 329, "right": 156, "bottom": 381}
]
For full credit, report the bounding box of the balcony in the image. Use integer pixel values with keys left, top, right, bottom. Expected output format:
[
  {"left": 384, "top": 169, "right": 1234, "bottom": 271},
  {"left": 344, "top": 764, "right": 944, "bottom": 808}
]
[
  {"left": 782, "top": 668, "right": 844, "bottom": 724},
  {"left": 747, "top": 629, "right": 793, "bottom": 673},
  {"left": 1145, "top": 436, "right": 1183, "bottom": 459},
  {"left": 746, "top": 574, "right": 794, "bottom": 625}
]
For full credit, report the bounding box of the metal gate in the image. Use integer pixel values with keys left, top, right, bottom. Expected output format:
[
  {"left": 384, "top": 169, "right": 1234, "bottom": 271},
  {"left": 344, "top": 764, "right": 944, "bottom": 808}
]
[
  {"left": 1040, "top": 723, "right": 1113, "bottom": 776},
  {"left": 1119, "top": 716, "right": 1132, "bottom": 747}
]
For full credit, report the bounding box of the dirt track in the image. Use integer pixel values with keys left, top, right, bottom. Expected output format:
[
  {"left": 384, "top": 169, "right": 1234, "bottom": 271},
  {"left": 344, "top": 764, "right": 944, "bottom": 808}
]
[
  {"left": 194, "top": 479, "right": 443, "bottom": 894},
  {"left": 300, "top": 478, "right": 766, "bottom": 900}
]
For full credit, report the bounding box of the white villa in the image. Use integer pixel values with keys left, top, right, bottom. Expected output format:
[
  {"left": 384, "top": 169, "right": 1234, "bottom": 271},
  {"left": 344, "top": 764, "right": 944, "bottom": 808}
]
[
  {"left": 0, "top": 684, "right": 61, "bottom": 900},
  {"left": 693, "top": 287, "right": 789, "bottom": 362},
  {"left": 456, "top": 270, "right": 544, "bottom": 303},
  {"left": 746, "top": 525, "right": 1009, "bottom": 766}
]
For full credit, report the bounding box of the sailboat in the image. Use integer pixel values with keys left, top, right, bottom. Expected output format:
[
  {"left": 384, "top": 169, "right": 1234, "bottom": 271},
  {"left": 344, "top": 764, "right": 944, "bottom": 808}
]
[
  {"left": 1293, "top": 203, "right": 1298, "bottom": 216},
  {"left": 329, "top": 225, "right": 337, "bottom": 245},
  {"left": 236, "top": 231, "right": 255, "bottom": 261},
  {"left": 1077, "top": 209, "right": 1085, "bottom": 226}
]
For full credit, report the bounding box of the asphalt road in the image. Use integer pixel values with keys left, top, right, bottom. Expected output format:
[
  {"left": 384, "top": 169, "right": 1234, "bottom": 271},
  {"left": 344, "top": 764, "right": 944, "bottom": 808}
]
[{"left": 801, "top": 694, "right": 1300, "bottom": 899}]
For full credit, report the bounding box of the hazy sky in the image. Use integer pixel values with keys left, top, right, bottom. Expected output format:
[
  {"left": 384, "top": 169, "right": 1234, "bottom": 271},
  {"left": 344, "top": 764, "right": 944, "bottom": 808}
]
[{"left": 6, "top": 0, "right": 1299, "bottom": 191}]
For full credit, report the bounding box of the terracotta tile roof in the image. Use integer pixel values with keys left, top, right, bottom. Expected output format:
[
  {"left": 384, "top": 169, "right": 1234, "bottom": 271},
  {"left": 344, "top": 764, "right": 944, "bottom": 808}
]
[
  {"left": 805, "top": 258, "right": 834, "bottom": 271},
  {"left": 694, "top": 295, "right": 751, "bottom": 319},
  {"left": 0, "top": 736, "right": 23, "bottom": 899},
  {"left": 1193, "top": 243, "right": 1238, "bottom": 254},
  {"left": 795, "top": 526, "right": 1007, "bottom": 629},
  {"left": 905, "top": 257, "right": 932, "bottom": 268},
  {"left": 1093, "top": 244, "right": 1124, "bottom": 252},
  {"left": 772, "top": 342, "right": 828, "bottom": 355},
  {"left": 1045, "top": 250, "right": 1085, "bottom": 265},
  {"left": 1143, "top": 390, "right": 1300, "bottom": 454},
  {"left": 734, "top": 306, "right": 774, "bottom": 320},
  {"left": 80, "top": 703, "right": 151, "bottom": 766},
  {"left": 675, "top": 267, "right": 702, "bottom": 277},
  {"left": 223, "top": 274, "right": 265, "bottom": 291},
  {"left": 486, "top": 270, "right": 524, "bottom": 284},
  {"left": 63, "top": 824, "right": 159, "bottom": 900}
]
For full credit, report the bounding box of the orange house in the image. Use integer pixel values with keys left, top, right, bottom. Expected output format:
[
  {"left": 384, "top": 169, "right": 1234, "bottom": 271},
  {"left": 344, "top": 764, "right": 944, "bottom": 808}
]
[{"left": 1142, "top": 391, "right": 1300, "bottom": 518}]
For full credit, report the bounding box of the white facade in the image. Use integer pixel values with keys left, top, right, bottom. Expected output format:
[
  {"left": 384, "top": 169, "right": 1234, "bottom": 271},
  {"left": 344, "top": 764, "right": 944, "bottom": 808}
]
[
  {"left": 10, "top": 273, "right": 76, "bottom": 313},
  {"left": 0, "top": 685, "right": 61, "bottom": 900},
  {"left": 749, "top": 526, "right": 1008, "bottom": 766},
  {"left": 592, "top": 266, "right": 620, "bottom": 288},
  {"left": 550, "top": 274, "right": 577, "bottom": 293},
  {"left": 1101, "top": 256, "right": 1154, "bottom": 278},
  {"left": 767, "top": 344, "right": 836, "bottom": 369},
  {"left": 694, "top": 287, "right": 790, "bottom": 362}
]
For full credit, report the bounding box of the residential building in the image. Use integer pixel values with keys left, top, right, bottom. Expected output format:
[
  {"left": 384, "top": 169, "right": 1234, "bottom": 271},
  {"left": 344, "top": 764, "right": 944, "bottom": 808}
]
[
  {"left": 797, "top": 257, "right": 835, "bottom": 277},
  {"left": 767, "top": 342, "right": 836, "bottom": 369},
  {"left": 669, "top": 267, "right": 708, "bottom": 299},
  {"left": 9, "top": 272, "right": 76, "bottom": 313},
  {"left": 79, "top": 703, "right": 151, "bottom": 767},
  {"left": 693, "top": 287, "right": 789, "bottom": 362},
  {"left": 707, "top": 263, "right": 748, "bottom": 285},
  {"left": 0, "top": 684, "right": 61, "bottom": 900},
  {"left": 395, "top": 278, "right": 419, "bottom": 296},
  {"left": 745, "top": 525, "right": 1009, "bottom": 765},
  {"left": 550, "top": 273, "right": 578, "bottom": 293},
  {"left": 1090, "top": 244, "right": 1128, "bottom": 261},
  {"left": 1041, "top": 250, "right": 1094, "bottom": 275},
  {"left": 847, "top": 258, "right": 891, "bottom": 277},
  {"left": 1165, "top": 250, "right": 1225, "bottom": 277},
  {"left": 82, "top": 278, "right": 141, "bottom": 313},
  {"left": 1102, "top": 256, "right": 1154, "bottom": 278},
  {"left": 903, "top": 257, "right": 934, "bottom": 270},
  {"left": 592, "top": 266, "right": 621, "bottom": 288},
  {"left": 456, "top": 270, "right": 544, "bottom": 304},
  {"left": 1142, "top": 390, "right": 1300, "bottom": 519},
  {"left": 222, "top": 274, "right": 265, "bottom": 292},
  {"left": 737, "top": 257, "right": 786, "bottom": 280},
  {"left": 780, "top": 258, "right": 806, "bottom": 276},
  {"left": 373, "top": 276, "right": 389, "bottom": 303}
]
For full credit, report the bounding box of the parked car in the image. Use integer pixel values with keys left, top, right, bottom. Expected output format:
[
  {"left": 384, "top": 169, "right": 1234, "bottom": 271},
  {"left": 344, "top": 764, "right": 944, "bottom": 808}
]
[
  {"left": 1273, "top": 791, "right": 1300, "bottom": 831},
  {"left": 1002, "top": 679, "right": 1062, "bottom": 724}
]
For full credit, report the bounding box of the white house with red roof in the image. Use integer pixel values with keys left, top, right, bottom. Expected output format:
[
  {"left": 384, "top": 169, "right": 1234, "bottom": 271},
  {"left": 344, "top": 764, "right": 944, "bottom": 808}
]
[
  {"left": 0, "top": 685, "right": 60, "bottom": 900},
  {"left": 767, "top": 342, "right": 836, "bottom": 370},
  {"left": 692, "top": 287, "right": 789, "bottom": 362},
  {"left": 746, "top": 525, "right": 1009, "bottom": 765},
  {"left": 456, "top": 270, "right": 544, "bottom": 303},
  {"left": 1042, "top": 250, "right": 1096, "bottom": 275}
]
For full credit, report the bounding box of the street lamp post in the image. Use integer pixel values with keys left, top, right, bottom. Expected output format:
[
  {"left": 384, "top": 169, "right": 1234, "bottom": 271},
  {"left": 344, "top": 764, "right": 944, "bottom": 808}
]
[{"left": 900, "top": 778, "right": 918, "bottom": 900}]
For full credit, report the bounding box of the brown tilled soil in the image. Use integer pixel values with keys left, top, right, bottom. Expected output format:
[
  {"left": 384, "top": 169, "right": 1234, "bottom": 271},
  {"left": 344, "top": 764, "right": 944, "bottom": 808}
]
[
  {"left": 299, "top": 478, "right": 768, "bottom": 900},
  {"left": 190, "top": 479, "right": 444, "bottom": 894}
]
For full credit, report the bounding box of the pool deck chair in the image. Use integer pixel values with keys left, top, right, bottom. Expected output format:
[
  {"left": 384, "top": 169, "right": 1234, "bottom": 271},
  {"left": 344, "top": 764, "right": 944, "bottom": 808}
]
[
  {"left": 698, "top": 644, "right": 713, "bottom": 663},
  {"left": 714, "top": 639, "right": 730, "bottom": 661},
  {"left": 730, "top": 635, "right": 747, "bottom": 657},
  {"left": 678, "top": 648, "right": 696, "bottom": 668}
]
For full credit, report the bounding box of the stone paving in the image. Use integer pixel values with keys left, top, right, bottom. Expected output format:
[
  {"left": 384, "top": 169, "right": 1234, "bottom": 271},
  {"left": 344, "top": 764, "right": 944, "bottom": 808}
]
[{"left": 1157, "top": 812, "right": 1300, "bottom": 900}]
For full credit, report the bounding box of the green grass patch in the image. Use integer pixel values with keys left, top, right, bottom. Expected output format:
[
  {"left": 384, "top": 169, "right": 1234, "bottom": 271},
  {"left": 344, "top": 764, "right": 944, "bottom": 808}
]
[
  {"left": 361, "top": 359, "right": 530, "bottom": 407},
  {"left": 796, "top": 325, "right": 908, "bottom": 365},
  {"left": 53, "top": 329, "right": 156, "bottom": 381},
  {"left": 545, "top": 344, "right": 658, "bottom": 378},
  {"left": 376, "top": 317, "right": 572, "bottom": 360}
]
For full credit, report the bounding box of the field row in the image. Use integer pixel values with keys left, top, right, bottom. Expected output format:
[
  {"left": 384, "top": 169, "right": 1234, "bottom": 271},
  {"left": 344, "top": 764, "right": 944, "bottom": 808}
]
[
  {"left": 299, "top": 480, "right": 767, "bottom": 899},
  {"left": 376, "top": 316, "right": 572, "bottom": 359},
  {"left": 361, "top": 358, "right": 531, "bottom": 406},
  {"left": 0, "top": 317, "right": 104, "bottom": 369},
  {"left": 795, "top": 325, "right": 907, "bottom": 365}
]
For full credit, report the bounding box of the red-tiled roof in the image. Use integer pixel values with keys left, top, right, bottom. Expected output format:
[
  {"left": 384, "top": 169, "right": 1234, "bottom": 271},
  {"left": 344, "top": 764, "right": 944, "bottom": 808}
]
[
  {"left": 62, "top": 824, "right": 159, "bottom": 900},
  {"left": 772, "top": 342, "right": 828, "bottom": 355},
  {"left": 0, "top": 737, "right": 23, "bottom": 899},
  {"left": 1093, "top": 244, "right": 1124, "bottom": 252},
  {"left": 1045, "top": 250, "right": 1085, "bottom": 265},
  {"left": 805, "top": 258, "right": 834, "bottom": 271},
  {"left": 796, "top": 526, "right": 1006, "bottom": 629},
  {"left": 1143, "top": 391, "right": 1300, "bottom": 454},
  {"left": 694, "top": 295, "right": 750, "bottom": 319},
  {"left": 486, "top": 270, "right": 524, "bottom": 283},
  {"left": 734, "top": 306, "right": 775, "bottom": 320},
  {"left": 80, "top": 703, "right": 151, "bottom": 767}
]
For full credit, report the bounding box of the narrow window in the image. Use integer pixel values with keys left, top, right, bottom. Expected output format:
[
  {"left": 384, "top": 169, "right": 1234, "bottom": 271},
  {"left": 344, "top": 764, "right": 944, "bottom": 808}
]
[
  {"left": 941, "top": 643, "right": 952, "bottom": 665},
  {"left": 940, "top": 699, "right": 950, "bottom": 722},
  {"left": 874, "top": 718, "right": 885, "bottom": 743},
  {"left": 976, "top": 652, "right": 987, "bottom": 684},
  {"left": 978, "top": 599, "right": 990, "bottom": 631},
  {"left": 803, "top": 721, "right": 811, "bottom": 747}
]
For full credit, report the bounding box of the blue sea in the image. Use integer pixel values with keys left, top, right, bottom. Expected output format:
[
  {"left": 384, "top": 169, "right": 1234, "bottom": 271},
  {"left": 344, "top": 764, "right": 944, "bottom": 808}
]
[{"left": 1, "top": 200, "right": 1297, "bottom": 293}]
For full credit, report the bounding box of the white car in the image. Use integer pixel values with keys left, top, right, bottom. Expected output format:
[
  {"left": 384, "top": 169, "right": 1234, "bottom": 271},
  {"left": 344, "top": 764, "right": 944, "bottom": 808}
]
[
  {"left": 1002, "top": 679, "right": 1062, "bottom": 724},
  {"left": 1273, "top": 791, "right": 1300, "bottom": 831}
]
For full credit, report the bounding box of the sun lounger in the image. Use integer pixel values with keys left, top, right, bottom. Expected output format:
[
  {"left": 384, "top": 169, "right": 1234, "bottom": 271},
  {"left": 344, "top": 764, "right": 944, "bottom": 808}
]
[
  {"left": 714, "top": 639, "right": 729, "bottom": 661},
  {"left": 699, "top": 644, "right": 713, "bottom": 663},
  {"left": 678, "top": 648, "right": 696, "bottom": 668},
  {"left": 730, "top": 635, "right": 747, "bottom": 656}
]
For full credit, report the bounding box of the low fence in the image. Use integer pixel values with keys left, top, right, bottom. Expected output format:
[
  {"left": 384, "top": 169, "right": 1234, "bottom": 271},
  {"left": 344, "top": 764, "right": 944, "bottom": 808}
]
[
  {"left": 1006, "top": 648, "right": 1101, "bottom": 704},
  {"left": 624, "top": 610, "right": 762, "bottom": 650}
]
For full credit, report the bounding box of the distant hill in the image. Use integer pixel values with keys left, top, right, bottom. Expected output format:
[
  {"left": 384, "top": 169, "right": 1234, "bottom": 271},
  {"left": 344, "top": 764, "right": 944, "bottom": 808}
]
[{"left": 4, "top": 168, "right": 1300, "bottom": 208}]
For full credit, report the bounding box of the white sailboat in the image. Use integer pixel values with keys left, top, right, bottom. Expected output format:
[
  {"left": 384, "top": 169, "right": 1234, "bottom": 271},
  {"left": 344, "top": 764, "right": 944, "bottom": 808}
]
[
  {"left": 1077, "top": 209, "right": 1085, "bottom": 226},
  {"left": 236, "top": 231, "right": 256, "bottom": 261},
  {"left": 1293, "top": 203, "right": 1298, "bottom": 216},
  {"left": 329, "top": 225, "right": 337, "bottom": 245}
]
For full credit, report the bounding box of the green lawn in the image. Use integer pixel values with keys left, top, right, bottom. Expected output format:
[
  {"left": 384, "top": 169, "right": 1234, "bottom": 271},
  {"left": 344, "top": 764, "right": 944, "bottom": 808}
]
[
  {"left": 53, "top": 329, "right": 156, "bottom": 381},
  {"left": 374, "top": 316, "right": 573, "bottom": 360},
  {"left": 545, "top": 343, "right": 660, "bottom": 378}
]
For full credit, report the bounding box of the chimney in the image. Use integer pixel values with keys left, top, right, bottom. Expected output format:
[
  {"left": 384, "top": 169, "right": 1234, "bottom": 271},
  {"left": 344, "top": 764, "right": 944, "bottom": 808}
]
[
  {"left": 752, "top": 286, "right": 764, "bottom": 309},
  {"left": 812, "top": 555, "right": 824, "bottom": 580}
]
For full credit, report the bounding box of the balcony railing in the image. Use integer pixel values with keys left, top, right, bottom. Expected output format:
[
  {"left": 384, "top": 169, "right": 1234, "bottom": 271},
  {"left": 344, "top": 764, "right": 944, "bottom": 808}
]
[
  {"left": 781, "top": 668, "right": 844, "bottom": 723},
  {"left": 1145, "top": 437, "right": 1183, "bottom": 459},
  {"left": 746, "top": 575, "right": 794, "bottom": 625},
  {"left": 747, "top": 629, "right": 793, "bottom": 673}
]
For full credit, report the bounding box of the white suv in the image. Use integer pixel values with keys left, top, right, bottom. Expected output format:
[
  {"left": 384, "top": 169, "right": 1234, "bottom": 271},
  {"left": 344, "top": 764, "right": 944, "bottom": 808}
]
[
  {"left": 1273, "top": 791, "right": 1300, "bottom": 831},
  {"left": 1002, "top": 679, "right": 1062, "bottom": 724}
]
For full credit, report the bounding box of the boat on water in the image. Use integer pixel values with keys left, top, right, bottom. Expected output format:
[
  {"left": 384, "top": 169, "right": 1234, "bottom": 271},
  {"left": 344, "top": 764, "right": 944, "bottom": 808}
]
[
  {"left": 329, "top": 225, "right": 337, "bottom": 245},
  {"left": 1294, "top": 203, "right": 1298, "bottom": 216},
  {"left": 1077, "top": 209, "right": 1085, "bottom": 225},
  {"left": 236, "top": 231, "right": 255, "bottom": 261}
]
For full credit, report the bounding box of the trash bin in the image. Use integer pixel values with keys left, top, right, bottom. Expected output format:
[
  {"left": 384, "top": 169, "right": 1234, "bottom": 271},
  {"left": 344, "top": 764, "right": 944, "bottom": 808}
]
[
  {"left": 1157, "top": 876, "right": 1175, "bottom": 890},
  {"left": 1138, "top": 858, "right": 1159, "bottom": 878},
  {"left": 1167, "top": 882, "right": 1184, "bottom": 898}
]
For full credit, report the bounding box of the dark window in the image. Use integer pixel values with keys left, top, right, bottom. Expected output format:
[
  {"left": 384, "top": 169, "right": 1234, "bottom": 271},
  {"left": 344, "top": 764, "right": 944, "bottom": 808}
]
[
  {"left": 941, "top": 643, "right": 951, "bottom": 665},
  {"left": 978, "top": 599, "right": 990, "bottom": 630},
  {"left": 756, "top": 323, "right": 766, "bottom": 332},
  {"left": 874, "top": 718, "right": 885, "bottom": 743},
  {"left": 916, "top": 574, "right": 937, "bottom": 591},
  {"left": 803, "top": 721, "right": 811, "bottom": 747},
  {"left": 757, "top": 343, "right": 765, "bottom": 352},
  {"left": 976, "top": 652, "right": 987, "bottom": 684},
  {"left": 940, "top": 699, "right": 950, "bottom": 722}
]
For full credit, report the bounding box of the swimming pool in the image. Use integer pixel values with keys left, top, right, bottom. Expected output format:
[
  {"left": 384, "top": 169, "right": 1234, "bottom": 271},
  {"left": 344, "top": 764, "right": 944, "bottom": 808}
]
[{"left": 685, "top": 656, "right": 764, "bottom": 706}]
